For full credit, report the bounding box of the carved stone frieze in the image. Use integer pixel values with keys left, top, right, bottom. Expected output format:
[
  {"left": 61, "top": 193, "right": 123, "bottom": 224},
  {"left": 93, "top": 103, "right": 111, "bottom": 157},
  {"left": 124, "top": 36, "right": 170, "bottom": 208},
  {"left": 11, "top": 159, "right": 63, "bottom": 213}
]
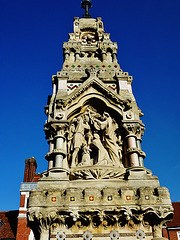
[
  {"left": 70, "top": 166, "right": 125, "bottom": 180},
  {"left": 28, "top": 204, "right": 173, "bottom": 232}
]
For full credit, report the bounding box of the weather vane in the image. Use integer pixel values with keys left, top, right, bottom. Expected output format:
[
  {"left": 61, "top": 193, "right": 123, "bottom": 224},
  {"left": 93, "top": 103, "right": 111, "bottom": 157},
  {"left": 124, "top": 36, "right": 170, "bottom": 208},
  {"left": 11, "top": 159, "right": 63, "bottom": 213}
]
[{"left": 81, "top": 0, "right": 92, "bottom": 18}]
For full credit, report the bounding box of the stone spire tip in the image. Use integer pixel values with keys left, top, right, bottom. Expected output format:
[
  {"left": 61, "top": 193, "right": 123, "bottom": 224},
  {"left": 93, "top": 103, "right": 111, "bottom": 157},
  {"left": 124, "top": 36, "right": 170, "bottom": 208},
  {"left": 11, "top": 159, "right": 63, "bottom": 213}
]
[{"left": 81, "top": 0, "right": 92, "bottom": 18}]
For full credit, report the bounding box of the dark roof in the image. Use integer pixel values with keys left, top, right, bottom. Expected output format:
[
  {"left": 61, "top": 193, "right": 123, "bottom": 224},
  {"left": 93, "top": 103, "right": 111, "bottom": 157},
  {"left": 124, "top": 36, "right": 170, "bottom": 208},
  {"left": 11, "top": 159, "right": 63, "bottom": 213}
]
[
  {"left": 0, "top": 211, "right": 18, "bottom": 239},
  {"left": 168, "top": 202, "right": 180, "bottom": 228}
]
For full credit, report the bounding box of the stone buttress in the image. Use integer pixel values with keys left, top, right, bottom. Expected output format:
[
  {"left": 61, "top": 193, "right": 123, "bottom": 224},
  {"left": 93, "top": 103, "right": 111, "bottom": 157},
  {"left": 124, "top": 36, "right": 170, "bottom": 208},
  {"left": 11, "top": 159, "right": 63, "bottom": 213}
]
[{"left": 27, "top": 16, "right": 173, "bottom": 240}]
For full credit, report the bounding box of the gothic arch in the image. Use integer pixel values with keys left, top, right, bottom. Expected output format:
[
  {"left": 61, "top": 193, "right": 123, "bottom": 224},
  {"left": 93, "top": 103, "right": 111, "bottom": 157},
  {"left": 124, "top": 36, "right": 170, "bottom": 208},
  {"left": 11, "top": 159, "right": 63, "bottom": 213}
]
[{"left": 67, "top": 93, "right": 124, "bottom": 121}]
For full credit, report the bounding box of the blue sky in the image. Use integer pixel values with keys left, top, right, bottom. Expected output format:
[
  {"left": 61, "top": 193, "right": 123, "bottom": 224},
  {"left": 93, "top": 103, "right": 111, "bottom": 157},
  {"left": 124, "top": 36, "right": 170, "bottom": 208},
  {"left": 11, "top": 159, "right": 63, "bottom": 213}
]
[{"left": 0, "top": 0, "right": 180, "bottom": 211}]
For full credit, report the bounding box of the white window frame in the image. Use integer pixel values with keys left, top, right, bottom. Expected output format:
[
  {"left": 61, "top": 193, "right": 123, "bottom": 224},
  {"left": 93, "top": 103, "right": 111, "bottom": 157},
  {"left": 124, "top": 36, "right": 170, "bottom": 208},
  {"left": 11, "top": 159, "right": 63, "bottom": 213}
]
[
  {"left": 177, "top": 231, "right": 180, "bottom": 240},
  {"left": 29, "top": 230, "right": 35, "bottom": 240}
]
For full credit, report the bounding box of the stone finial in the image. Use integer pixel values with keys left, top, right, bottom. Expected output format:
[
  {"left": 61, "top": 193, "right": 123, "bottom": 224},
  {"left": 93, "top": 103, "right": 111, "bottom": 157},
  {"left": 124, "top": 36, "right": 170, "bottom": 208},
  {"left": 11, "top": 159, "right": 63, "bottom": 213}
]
[{"left": 81, "top": 0, "right": 92, "bottom": 18}]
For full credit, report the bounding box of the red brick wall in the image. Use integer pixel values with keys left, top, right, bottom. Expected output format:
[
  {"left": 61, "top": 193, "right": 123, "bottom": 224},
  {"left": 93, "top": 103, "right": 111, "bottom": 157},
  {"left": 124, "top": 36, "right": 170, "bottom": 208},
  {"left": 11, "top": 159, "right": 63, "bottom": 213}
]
[
  {"left": 162, "top": 228, "right": 169, "bottom": 239},
  {"left": 168, "top": 230, "right": 178, "bottom": 240},
  {"left": 0, "top": 211, "right": 18, "bottom": 239},
  {"left": 23, "top": 157, "right": 37, "bottom": 182},
  {"left": 163, "top": 228, "right": 179, "bottom": 240},
  {"left": 20, "top": 195, "right": 26, "bottom": 207},
  {"left": 16, "top": 217, "right": 31, "bottom": 240}
]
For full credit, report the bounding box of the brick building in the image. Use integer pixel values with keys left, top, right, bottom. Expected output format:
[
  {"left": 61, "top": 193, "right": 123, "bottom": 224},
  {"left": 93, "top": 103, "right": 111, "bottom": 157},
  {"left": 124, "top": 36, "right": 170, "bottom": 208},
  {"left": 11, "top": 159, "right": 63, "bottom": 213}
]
[
  {"left": 0, "top": 157, "right": 40, "bottom": 240},
  {"left": 163, "top": 202, "right": 180, "bottom": 240},
  {"left": 0, "top": 211, "right": 18, "bottom": 239}
]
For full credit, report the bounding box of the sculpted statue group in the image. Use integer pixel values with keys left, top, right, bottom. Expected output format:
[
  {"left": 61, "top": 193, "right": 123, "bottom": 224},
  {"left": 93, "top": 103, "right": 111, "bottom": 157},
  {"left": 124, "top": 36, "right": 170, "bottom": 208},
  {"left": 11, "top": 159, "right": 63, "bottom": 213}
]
[{"left": 67, "top": 107, "right": 123, "bottom": 168}]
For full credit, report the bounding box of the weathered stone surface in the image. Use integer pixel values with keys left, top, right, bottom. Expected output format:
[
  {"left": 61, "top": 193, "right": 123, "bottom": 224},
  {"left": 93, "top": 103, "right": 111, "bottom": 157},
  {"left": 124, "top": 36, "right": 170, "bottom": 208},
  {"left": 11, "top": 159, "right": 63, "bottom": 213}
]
[{"left": 28, "top": 14, "right": 173, "bottom": 240}]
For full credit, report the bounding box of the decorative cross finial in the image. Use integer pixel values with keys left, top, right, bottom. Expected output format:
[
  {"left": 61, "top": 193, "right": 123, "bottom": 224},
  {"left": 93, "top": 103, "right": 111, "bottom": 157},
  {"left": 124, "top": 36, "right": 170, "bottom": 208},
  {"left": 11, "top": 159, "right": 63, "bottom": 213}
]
[{"left": 81, "top": 0, "right": 92, "bottom": 18}]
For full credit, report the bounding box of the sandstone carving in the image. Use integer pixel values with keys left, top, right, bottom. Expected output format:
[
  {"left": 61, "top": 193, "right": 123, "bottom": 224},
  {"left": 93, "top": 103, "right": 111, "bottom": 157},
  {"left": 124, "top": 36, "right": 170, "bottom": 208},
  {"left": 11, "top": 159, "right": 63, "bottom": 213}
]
[
  {"left": 27, "top": 6, "right": 173, "bottom": 240},
  {"left": 67, "top": 108, "right": 123, "bottom": 169}
]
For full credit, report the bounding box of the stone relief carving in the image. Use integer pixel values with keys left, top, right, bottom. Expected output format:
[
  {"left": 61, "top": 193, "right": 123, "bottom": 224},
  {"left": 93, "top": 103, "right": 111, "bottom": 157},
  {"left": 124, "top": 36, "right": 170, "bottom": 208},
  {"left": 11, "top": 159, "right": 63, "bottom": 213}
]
[
  {"left": 67, "top": 107, "right": 123, "bottom": 169},
  {"left": 28, "top": 205, "right": 173, "bottom": 233},
  {"left": 70, "top": 115, "right": 91, "bottom": 167}
]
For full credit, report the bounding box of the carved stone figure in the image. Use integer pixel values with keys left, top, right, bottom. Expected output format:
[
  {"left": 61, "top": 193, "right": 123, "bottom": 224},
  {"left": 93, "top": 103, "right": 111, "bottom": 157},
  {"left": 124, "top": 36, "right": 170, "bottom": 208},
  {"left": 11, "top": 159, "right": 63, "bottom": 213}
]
[
  {"left": 68, "top": 108, "right": 123, "bottom": 169},
  {"left": 67, "top": 123, "right": 76, "bottom": 162},
  {"left": 94, "top": 112, "right": 123, "bottom": 167},
  {"left": 92, "top": 133, "right": 111, "bottom": 165},
  {"left": 71, "top": 115, "right": 90, "bottom": 167},
  {"left": 79, "top": 145, "right": 92, "bottom": 166}
]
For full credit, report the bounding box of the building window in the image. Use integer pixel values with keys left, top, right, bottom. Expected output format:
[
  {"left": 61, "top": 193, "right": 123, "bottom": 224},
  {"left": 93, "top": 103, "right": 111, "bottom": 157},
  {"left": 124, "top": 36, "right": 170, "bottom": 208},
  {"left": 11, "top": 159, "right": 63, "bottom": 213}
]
[
  {"left": 177, "top": 232, "right": 180, "bottom": 240},
  {"left": 0, "top": 219, "right": 4, "bottom": 229}
]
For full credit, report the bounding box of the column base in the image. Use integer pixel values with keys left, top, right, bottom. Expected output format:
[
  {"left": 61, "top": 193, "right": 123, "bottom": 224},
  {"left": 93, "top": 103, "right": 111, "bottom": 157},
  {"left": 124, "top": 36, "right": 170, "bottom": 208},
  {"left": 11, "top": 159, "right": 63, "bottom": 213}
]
[
  {"left": 40, "top": 230, "right": 49, "bottom": 240},
  {"left": 151, "top": 238, "right": 168, "bottom": 240},
  {"left": 42, "top": 167, "right": 69, "bottom": 179}
]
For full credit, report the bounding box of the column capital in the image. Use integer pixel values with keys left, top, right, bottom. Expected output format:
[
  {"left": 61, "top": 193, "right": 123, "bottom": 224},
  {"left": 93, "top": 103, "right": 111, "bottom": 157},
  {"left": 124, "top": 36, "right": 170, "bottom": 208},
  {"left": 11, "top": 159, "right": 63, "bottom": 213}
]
[{"left": 122, "top": 121, "right": 145, "bottom": 138}]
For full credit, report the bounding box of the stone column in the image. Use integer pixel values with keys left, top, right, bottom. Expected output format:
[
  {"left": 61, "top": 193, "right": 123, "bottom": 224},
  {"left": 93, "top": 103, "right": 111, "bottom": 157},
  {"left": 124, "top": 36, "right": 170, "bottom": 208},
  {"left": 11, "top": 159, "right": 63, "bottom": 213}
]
[
  {"left": 52, "top": 75, "right": 57, "bottom": 95},
  {"left": 112, "top": 53, "right": 117, "bottom": 62},
  {"left": 57, "top": 78, "right": 67, "bottom": 97},
  {"left": 126, "top": 135, "right": 139, "bottom": 167},
  {"left": 57, "top": 79, "right": 67, "bottom": 91},
  {"left": 152, "top": 224, "right": 168, "bottom": 240},
  {"left": 75, "top": 52, "right": 80, "bottom": 61},
  {"left": 52, "top": 82, "right": 57, "bottom": 95},
  {"left": 136, "top": 138, "right": 144, "bottom": 167},
  {"left": 64, "top": 52, "right": 70, "bottom": 60},
  {"left": 40, "top": 228, "right": 49, "bottom": 240},
  {"left": 123, "top": 122, "right": 145, "bottom": 167},
  {"left": 48, "top": 138, "right": 54, "bottom": 169},
  {"left": 54, "top": 134, "right": 65, "bottom": 168},
  {"left": 102, "top": 51, "right": 107, "bottom": 61}
]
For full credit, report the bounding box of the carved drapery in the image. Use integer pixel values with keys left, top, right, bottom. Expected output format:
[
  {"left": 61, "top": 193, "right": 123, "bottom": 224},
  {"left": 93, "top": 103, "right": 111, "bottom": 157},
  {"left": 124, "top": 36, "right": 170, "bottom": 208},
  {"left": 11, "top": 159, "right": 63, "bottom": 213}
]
[{"left": 66, "top": 106, "right": 123, "bottom": 169}]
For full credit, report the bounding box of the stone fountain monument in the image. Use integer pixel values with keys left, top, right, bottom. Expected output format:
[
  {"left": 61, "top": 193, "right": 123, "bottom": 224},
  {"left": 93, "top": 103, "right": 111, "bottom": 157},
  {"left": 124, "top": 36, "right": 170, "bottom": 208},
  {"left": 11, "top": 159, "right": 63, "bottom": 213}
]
[{"left": 27, "top": 1, "right": 173, "bottom": 239}]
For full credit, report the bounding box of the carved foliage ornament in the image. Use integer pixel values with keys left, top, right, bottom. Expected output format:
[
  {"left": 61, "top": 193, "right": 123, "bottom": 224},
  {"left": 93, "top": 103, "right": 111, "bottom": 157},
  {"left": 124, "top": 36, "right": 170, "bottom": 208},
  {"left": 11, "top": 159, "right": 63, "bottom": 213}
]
[
  {"left": 122, "top": 122, "right": 145, "bottom": 138},
  {"left": 28, "top": 206, "right": 173, "bottom": 231}
]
